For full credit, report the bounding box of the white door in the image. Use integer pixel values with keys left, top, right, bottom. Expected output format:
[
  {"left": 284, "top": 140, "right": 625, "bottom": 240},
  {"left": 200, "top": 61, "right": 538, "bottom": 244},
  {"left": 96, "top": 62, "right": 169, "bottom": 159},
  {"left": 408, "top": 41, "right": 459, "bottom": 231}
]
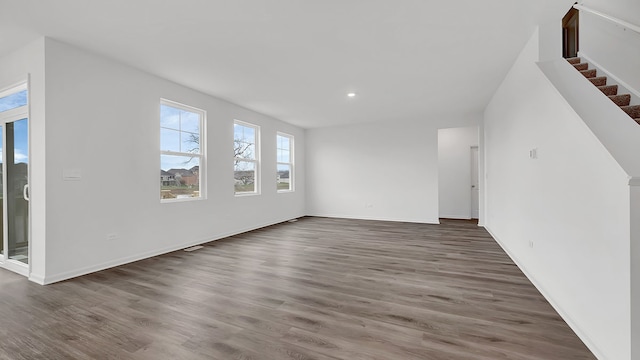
[{"left": 470, "top": 146, "right": 479, "bottom": 219}]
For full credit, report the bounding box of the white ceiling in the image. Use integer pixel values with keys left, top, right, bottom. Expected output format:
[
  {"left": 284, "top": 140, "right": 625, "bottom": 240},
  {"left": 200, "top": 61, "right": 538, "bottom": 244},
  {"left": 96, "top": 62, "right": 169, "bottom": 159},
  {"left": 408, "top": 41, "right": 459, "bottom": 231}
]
[{"left": 0, "top": 0, "right": 573, "bottom": 128}]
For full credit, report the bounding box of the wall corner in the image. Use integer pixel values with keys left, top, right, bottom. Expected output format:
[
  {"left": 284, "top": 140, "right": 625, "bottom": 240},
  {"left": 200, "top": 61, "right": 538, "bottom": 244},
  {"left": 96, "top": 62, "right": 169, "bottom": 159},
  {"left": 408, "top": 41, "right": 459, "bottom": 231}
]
[{"left": 629, "top": 180, "right": 640, "bottom": 360}]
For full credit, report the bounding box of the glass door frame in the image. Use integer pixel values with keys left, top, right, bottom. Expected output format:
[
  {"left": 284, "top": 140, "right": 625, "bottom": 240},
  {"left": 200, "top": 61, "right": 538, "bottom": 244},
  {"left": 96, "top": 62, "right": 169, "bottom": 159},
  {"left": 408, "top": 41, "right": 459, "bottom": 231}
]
[{"left": 0, "top": 82, "right": 30, "bottom": 277}]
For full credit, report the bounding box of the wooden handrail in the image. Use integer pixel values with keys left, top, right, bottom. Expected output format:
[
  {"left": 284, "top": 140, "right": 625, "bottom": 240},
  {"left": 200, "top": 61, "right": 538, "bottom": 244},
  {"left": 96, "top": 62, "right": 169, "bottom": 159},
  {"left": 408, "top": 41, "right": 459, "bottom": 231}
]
[{"left": 574, "top": 4, "right": 640, "bottom": 35}]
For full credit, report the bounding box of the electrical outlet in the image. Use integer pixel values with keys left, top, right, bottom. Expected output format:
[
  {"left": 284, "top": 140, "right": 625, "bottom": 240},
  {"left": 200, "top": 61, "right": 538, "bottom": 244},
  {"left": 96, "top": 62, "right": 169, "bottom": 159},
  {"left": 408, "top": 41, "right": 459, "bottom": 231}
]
[
  {"left": 106, "top": 233, "right": 120, "bottom": 241},
  {"left": 529, "top": 240, "right": 534, "bottom": 248}
]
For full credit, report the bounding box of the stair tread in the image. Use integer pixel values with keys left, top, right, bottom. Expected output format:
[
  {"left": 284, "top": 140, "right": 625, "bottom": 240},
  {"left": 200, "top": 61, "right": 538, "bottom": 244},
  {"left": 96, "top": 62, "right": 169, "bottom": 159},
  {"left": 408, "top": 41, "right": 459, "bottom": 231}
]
[
  {"left": 573, "top": 63, "right": 589, "bottom": 71},
  {"left": 566, "top": 57, "right": 581, "bottom": 64},
  {"left": 598, "top": 85, "right": 618, "bottom": 95},
  {"left": 580, "top": 69, "right": 597, "bottom": 78},
  {"left": 589, "top": 77, "right": 607, "bottom": 86},
  {"left": 621, "top": 105, "right": 640, "bottom": 119},
  {"left": 608, "top": 94, "right": 631, "bottom": 106}
]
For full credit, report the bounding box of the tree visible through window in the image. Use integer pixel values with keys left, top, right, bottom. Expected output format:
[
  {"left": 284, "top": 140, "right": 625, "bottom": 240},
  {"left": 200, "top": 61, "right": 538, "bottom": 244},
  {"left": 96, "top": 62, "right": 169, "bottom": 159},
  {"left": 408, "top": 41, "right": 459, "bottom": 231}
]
[
  {"left": 277, "top": 133, "right": 293, "bottom": 192},
  {"left": 160, "top": 100, "right": 205, "bottom": 200},
  {"left": 234, "top": 121, "right": 259, "bottom": 195}
]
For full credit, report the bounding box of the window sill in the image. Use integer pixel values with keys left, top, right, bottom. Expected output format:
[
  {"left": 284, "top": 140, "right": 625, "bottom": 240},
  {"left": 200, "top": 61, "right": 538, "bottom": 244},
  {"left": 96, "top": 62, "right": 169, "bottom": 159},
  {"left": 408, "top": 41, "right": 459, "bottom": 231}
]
[
  {"left": 234, "top": 192, "right": 261, "bottom": 197},
  {"left": 161, "top": 196, "right": 205, "bottom": 203}
]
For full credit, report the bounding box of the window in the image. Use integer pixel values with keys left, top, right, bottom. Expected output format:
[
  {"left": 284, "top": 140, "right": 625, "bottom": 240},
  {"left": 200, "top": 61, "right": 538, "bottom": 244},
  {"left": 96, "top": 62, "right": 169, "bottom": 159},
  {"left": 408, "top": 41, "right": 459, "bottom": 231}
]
[
  {"left": 234, "top": 120, "right": 259, "bottom": 195},
  {"left": 276, "top": 132, "right": 294, "bottom": 192},
  {"left": 160, "top": 99, "right": 205, "bottom": 201},
  {"left": 0, "top": 87, "right": 27, "bottom": 113}
]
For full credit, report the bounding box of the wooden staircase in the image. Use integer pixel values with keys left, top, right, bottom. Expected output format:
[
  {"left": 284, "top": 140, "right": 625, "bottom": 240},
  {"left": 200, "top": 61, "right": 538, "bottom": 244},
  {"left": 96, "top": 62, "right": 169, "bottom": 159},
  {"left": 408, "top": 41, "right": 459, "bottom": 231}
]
[{"left": 566, "top": 57, "right": 640, "bottom": 124}]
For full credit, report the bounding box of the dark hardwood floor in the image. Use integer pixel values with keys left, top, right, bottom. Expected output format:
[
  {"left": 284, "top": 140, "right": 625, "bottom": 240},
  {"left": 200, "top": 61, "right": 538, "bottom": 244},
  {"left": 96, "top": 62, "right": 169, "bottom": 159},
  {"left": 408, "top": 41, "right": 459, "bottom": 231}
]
[{"left": 0, "top": 217, "right": 595, "bottom": 359}]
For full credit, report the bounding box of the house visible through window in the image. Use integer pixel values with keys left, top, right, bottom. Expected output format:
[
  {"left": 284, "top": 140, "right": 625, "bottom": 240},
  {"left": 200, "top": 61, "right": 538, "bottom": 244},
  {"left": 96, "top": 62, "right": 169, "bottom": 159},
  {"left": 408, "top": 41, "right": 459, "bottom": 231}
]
[
  {"left": 160, "top": 99, "right": 205, "bottom": 201},
  {"left": 234, "top": 120, "right": 259, "bottom": 195},
  {"left": 276, "top": 132, "right": 294, "bottom": 192}
]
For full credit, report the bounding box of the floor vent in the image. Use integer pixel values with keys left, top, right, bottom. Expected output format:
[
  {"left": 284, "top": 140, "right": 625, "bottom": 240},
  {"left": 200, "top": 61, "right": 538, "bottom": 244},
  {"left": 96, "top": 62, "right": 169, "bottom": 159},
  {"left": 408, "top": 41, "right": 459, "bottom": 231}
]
[{"left": 184, "top": 245, "right": 204, "bottom": 252}]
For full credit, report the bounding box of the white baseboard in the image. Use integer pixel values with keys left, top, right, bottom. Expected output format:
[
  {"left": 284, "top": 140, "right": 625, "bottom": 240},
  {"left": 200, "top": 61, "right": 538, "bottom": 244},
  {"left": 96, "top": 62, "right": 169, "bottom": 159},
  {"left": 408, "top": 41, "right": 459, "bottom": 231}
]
[
  {"left": 439, "top": 214, "right": 472, "bottom": 220},
  {"left": 41, "top": 216, "right": 302, "bottom": 285},
  {"left": 305, "top": 212, "right": 440, "bottom": 224},
  {"left": 484, "top": 225, "right": 607, "bottom": 360},
  {"left": 28, "top": 273, "right": 46, "bottom": 285}
]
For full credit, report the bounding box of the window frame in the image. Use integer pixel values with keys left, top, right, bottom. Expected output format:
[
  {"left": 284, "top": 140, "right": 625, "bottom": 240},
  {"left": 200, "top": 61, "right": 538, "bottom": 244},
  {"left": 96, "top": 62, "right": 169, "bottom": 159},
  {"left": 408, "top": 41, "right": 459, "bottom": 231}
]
[
  {"left": 160, "top": 99, "right": 206, "bottom": 202},
  {"left": 233, "top": 120, "right": 260, "bottom": 196},
  {"left": 276, "top": 132, "right": 294, "bottom": 193}
]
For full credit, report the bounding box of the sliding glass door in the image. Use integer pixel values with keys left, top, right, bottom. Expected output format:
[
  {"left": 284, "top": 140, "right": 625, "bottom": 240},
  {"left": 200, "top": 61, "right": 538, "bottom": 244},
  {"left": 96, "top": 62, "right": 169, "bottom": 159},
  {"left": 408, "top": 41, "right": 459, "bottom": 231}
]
[{"left": 0, "top": 83, "right": 29, "bottom": 276}]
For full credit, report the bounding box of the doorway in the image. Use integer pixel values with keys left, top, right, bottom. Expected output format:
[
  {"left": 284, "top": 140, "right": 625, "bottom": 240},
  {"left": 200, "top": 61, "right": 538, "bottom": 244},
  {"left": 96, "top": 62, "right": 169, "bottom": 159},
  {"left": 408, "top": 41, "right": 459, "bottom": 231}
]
[
  {"left": 0, "top": 83, "right": 30, "bottom": 276},
  {"left": 437, "top": 126, "right": 479, "bottom": 220},
  {"left": 562, "top": 6, "right": 579, "bottom": 58},
  {"left": 470, "top": 146, "right": 479, "bottom": 219}
]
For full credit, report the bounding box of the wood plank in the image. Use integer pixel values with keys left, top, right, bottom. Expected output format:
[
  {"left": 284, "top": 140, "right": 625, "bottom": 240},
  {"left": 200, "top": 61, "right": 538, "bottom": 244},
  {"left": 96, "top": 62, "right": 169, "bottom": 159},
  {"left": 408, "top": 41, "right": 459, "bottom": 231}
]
[{"left": 0, "top": 217, "right": 596, "bottom": 359}]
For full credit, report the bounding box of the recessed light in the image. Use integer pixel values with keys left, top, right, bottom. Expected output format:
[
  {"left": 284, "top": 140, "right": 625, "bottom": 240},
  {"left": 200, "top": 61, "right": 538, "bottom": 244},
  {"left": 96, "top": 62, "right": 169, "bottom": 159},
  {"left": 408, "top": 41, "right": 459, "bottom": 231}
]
[{"left": 347, "top": 92, "right": 357, "bottom": 98}]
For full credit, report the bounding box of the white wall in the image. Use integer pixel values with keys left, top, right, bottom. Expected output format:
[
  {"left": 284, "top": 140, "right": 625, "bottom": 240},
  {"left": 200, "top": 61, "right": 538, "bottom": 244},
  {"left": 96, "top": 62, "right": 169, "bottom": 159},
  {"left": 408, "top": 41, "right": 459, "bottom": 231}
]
[
  {"left": 579, "top": 0, "right": 640, "bottom": 26},
  {"left": 306, "top": 117, "right": 478, "bottom": 224},
  {"left": 0, "top": 39, "right": 47, "bottom": 283},
  {"left": 485, "top": 28, "right": 631, "bottom": 359},
  {"left": 437, "top": 126, "right": 478, "bottom": 219},
  {"left": 579, "top": 2, "right": 640, "bottom": 97},
  {"left": 39, "top": 38, "right": 305, "bottom": 283}
]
